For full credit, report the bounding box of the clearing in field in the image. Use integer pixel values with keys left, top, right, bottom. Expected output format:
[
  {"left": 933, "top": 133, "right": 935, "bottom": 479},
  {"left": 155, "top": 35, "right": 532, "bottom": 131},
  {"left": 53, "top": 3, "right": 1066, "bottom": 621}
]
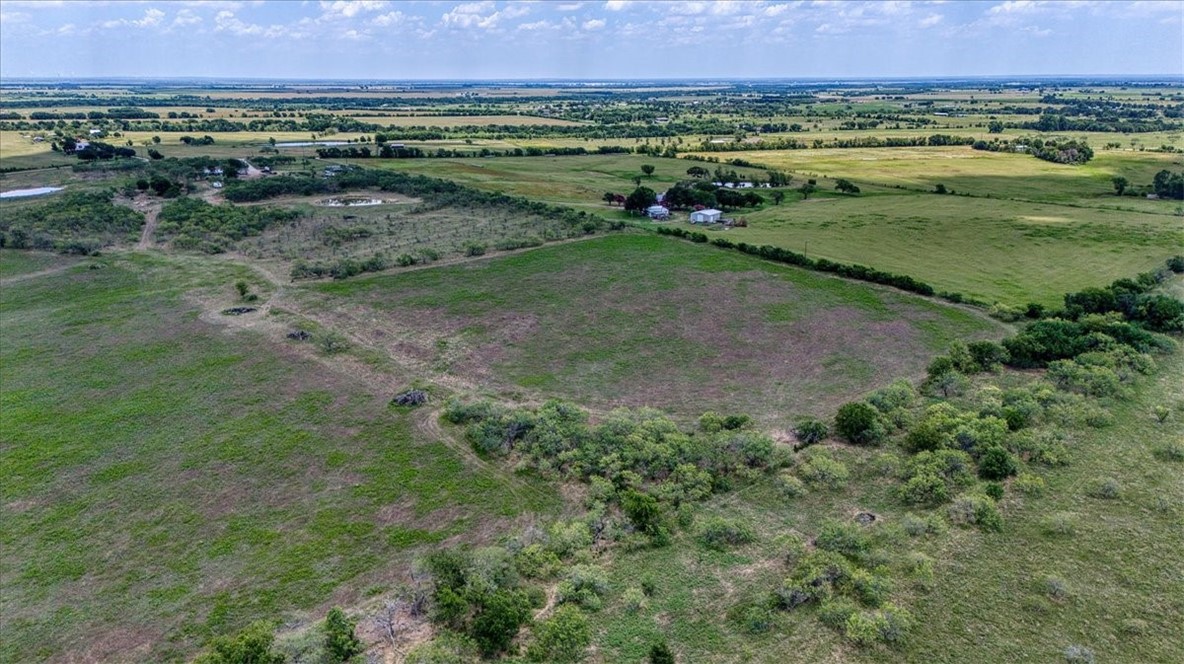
[{"left": 309, "top": 233, "right": 1005, "bottom": 428}]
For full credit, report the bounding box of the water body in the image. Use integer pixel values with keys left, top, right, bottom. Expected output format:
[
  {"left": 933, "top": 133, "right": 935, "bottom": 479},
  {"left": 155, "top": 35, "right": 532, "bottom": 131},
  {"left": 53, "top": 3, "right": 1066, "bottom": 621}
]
[
  {"left": 0, "top": 186, "right": 64, "bottom": 199},
  {"left": 319, "top": 197, "right": 383, "bottom": 207},
  {"left": 273, "top": 141, "right": 350, "bottom": 147}
]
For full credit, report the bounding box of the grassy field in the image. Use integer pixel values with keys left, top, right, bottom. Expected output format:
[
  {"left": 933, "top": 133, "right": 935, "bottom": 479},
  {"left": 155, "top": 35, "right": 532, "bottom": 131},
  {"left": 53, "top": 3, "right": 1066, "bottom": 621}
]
[
  {"left": 369, "top": 154, "right": 767, "bottom": 208},
  {"left": 309, "top": 234, "right": 1004, "bottom": 428},
  {"left": 371, "top": 153, "right": 1183, "bottom": 306},
  {"left": 692, "top": 146, "right": 1184, "bottom": 212},
  {"left": 0, "top": 250, "right": 561, "bottom": 663}
]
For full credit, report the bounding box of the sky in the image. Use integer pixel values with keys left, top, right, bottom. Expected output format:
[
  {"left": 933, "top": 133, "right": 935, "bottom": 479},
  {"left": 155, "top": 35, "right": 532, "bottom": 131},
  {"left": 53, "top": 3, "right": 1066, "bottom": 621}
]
[{"left": 0, "top": 1, "right": 1181, "bottom": 80}]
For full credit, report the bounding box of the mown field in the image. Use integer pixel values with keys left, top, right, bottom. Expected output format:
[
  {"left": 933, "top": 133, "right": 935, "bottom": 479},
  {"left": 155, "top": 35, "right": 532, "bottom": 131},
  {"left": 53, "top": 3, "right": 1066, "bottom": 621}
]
[
  {"left": 0, "top": 250, "right": 561, "bottom": 663},
  {"left": 309, "top": 234, "right": 1005, "bottom": 428}
]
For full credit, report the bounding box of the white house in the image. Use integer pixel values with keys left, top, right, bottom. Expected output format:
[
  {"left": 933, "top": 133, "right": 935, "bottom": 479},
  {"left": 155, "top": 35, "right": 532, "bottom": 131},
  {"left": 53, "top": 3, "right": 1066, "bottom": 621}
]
[
  {"left": 690, "top": 209, "right": 722, "bottom": 224},
  {"left": 646, "top": 205, "right": 670, "bottom": 220}
]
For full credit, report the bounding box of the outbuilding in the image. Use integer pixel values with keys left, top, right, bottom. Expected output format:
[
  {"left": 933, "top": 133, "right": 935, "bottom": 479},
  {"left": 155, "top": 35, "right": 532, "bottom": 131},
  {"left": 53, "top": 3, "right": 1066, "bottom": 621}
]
[
  {"left": 689, "top": 208, "right": 722, "bottom": 224},
  {"left": 646, "top": 205, "right": 671, "bottom": 220}
]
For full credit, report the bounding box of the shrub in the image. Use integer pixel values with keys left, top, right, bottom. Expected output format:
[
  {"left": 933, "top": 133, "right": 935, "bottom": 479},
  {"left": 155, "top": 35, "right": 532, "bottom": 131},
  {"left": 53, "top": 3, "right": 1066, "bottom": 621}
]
[
  {"left": 948, "top": 494, "right": 1002, "bottom": 532},
  {"left": 470, "top": 589, "right": 533, "bottom": 656},
  {"left": 842, "top": 568, "right": 893, "bottom": 607},
  {"left": 818, "top": 597, "right": 860, "bottom": 631},
  {"left": 793, "top": 417, "right": 829, "bottom": 448},
  {"left": 194, "top": 621, "right": 284, "bottom": 664},
  {"left": 557, "top": 565, "right": 609, "bottom": 611},
  {"left": 317, "top": 331, "right": 349, "bottom": 355},
  {"left": 977, "top": 446, "right": 1018, "bottom": 480},
  {"left": 900, "top": 514, "right": 932, "bottom": 537},
  {"left": 1154, "top": 440, "right": 1184, "bottom": 462},
  {"left": 621, "top": 490, "right": 664, "bottom": 539},
  {"left": 867, "top": 380, "right": 916, "bottom": 413},
  {"left": 622, "top": 587, "right": 648, "bottom": 613},
  {"left": 464, "top": 242, "right": 487, "bottom": 257},
  {"left": 835, "top": 402, "right": 884, "bottom": 445},
  {"left": 323, "top": 607, "right": 363, "bottom": 663},
  {"left": 1014, "top": 473, "right": 1047, "bottom": 496},
  {"left": 870, "top": 452, "right": 903, "bottom": 478},
  {"left": 776, "top": 473, "right": 807, "bottom": 498},
  {"left": 731, "top": 602, "right": 776, "bottom": 634},
  {"left": 649, "top": 641, "right": 675, "bottom": 664},
  {"left": 1088, "top": 477, "right": 1121, "bottom": 500},
  {"left": 526, "top": 605, "right": 589, "bottom": 663},
  {"left": 797, "top": 452, "right": 850, "bottom": 490},
  {"left": 1044, "top": 576, "right": 1070, "bottom": 602},
  {"left": 1042, "top": 512, "right": 1077, "bottom": 537},
  {"left": 984, "top": 481, "right": 1005, "bottom": 501},
  {"left": 515, "top": 544, "right": 562, "bottom": 579},
  {"left": 697, "top": 516, "right": 756, "bottom": 550},
  {"left": 898, "top": 472, "right": 949, "bottom": 506},
  {"left": 967, "top": 340, "right": 1010, "bottom": 371},
  {"left": 844, "top": 603, "right": 914, "bottom": 646},
  {"left": 814, "top": 520, "right": 870, "bottom": 559}
]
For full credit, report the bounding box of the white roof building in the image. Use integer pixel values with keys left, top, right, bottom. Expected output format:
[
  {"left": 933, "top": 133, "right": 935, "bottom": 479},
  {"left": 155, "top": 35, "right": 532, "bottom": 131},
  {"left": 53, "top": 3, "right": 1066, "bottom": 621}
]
[
  {"left": 646, "top": 205, "right": 670, "bottom": 220},
  {"left": 690, "top": 209, "right": 722, "bottom": 224}
]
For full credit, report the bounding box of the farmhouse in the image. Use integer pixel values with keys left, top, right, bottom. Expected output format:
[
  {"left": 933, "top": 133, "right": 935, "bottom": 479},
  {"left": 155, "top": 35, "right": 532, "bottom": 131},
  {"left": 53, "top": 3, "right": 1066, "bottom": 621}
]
[
  {"left": 646, "top": 205, "right": 671, "bottom": 220},
  {"left": 690, "top": 208, "right": 722, "bottom": 224}
]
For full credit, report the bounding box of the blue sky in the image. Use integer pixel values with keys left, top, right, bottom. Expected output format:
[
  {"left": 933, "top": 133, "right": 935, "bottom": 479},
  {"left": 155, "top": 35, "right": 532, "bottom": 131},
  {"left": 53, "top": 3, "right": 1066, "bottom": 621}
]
[{"left": 0, "top": 1, "right": 1180, "bottom": 79}]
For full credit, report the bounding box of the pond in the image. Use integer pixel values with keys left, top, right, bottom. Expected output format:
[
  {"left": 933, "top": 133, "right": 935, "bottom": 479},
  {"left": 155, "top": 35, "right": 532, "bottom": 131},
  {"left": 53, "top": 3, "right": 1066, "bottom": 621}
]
[{"left": 0, "top": 186, "right": 64, "bottom": 199}]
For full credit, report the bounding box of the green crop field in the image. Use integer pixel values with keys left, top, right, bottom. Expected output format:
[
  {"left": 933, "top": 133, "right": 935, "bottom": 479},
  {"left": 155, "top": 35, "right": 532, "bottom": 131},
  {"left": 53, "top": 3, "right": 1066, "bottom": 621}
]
[{"left": 309, "top": 234, "right": 1005, "bottom": 428}]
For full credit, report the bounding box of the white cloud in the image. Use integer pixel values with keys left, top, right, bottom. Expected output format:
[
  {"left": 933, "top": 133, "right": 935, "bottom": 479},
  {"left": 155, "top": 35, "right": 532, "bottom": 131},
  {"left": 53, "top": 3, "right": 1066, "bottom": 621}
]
[
  {"left": 214, "top": 10, "right": 262, "bottom": 35},
  {"left": 101, "top": 8, "right": 165, "bottom": 29},
  {"left": 604, "top": 0, "right": 632, "bottom": 11},
  {"left": 918, "top": 13, "right": 942, "bottom": 27},
  {"left": 555, "top": 2, "right": 584, "bottom": 10},
  {"left": 441, "top": 1, "right": 527, "bottom": 30},
  {"left": 172, "top": 9, "right": 203, "bottom": 27},
  {"left": 518, "top": 19, "right": 554, "bottom": 30},
  {"left": 988, "top": 1, "right": 1037, "bottom": 14},
  {"left": 763, "top": 3, "right": 795, "bottom": 18},
  {"left": 0, "top": 11, "right": 31, "bottom": 23},
  {"left": 1021, "top": 24, "right": 1051, "bottom": 36},
  {"left": 319, "top": 1, "right": 389, "bottom": 19},
  {"left": 583, "top": 18, "right": 605, "bottom": 30},
  {"left": 372, "top": 11, "right": 407, "bottom": 27}
]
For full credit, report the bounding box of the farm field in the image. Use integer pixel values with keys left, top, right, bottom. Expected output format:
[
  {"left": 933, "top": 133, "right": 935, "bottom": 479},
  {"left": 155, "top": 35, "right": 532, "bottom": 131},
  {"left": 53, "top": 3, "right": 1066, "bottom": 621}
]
[
  {"left": 0, "top": 250, "right": 561, "bottom": 663},
  {"left": 694, "top": 146, "right": 1184, "bottom": 211},
  {"left": 363, "top": 153, "right": 1184, "bottom": 306},
  {"left": 1, "top": 72, "right": 1183, "bottom": 664},
  {"left": 309, "top": 234, "right": 1005, "bottom": 428}
]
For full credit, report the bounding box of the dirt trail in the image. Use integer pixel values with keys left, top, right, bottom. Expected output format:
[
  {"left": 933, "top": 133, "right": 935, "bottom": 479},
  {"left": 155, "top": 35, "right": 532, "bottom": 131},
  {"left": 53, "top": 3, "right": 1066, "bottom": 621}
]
[
  {"left": 136, "top": 204, "right": 161, "bottom": 249},
  {"left": 0, "top": 263, "right": 77, "bottom": 287}
]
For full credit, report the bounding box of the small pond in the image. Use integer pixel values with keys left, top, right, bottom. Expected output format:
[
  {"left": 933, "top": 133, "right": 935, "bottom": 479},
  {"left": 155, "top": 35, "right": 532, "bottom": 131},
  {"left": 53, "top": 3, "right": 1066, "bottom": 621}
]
[{"left": 0, "top": 186, "right": 64, "bottom": 199}]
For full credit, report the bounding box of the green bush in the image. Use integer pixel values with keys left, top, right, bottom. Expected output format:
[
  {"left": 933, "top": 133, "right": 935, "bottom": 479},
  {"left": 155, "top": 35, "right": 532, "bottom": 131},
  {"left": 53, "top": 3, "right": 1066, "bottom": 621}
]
[
  {"left": 557, "top": 565, "right": 609, "bottom": 611},
  {"left": 793, "top": 417, "right": 829, "bottom": 448},
  {"left": 835, "top": 402, "right": 885, "bottom": 445},
  {"left": 776, "top": 472, "right": 807, "bottom": 498},
  {"left": 697, "top": 516, "right": 756, "bottom": 550},
  {"left": 817, "top": 597, "right": 860, "bottom": 631},
  {"left": 323, "top": 607, "right": 363, "bottom": 663},
  {"left": 948, "top": 494, "right": 1002, "bottom": 532},
  {"left": 1087, "top": 477, "right": 1121, "bottom": 500},
  {"left": 814, "top": 520, "right": 871, "bottom": 559},
  {"left": 649, "top": 641, "right": 675, "bottom": 664},
  {"left": 470, "top": 589, "right": 533, "bottom": 656},
  {"left": 797, "top": 452, "right": 850, "bottom": 490},
  {"left": 977, "top": 446, "right": 1018, "bottom": 480},
  {"left": 526, "top": 605, "right": 589, "bottom": 663},
  {"left": 1014, "top": 473, "right": 1047, "bottom": 495},
  {"left": 844, "top": 603, "right": 914, "bottom": 646},
  {"left": 194, "top": 621, "right": 284, "bottom": 664},
  {"left": 1063, "top": 645, "right": 1096, "bottom": 664}
]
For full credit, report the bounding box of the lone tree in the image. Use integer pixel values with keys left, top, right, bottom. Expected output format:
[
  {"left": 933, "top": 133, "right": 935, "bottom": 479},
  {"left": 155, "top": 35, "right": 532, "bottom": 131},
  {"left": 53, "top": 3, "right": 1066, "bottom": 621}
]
[
  {"left": 603, "top": 191, "right": 618, "bottom": 205},
  {"left": 835, "top": 178, "right": 860, "bottom": 194},
  {"left": 771, "top": 190, "right": 786, "bottom": 205},
  {"left": 987, "top": 120, "right": 1005, "bottom": 134},
  {"left": 641, "top": 164, "right": 656, "bottom": 178},
  {"left": 1112, "top": 176, "right": 1129, "bottom": 196},
  {"left": 798, "top": 181, "right": 817, "bottom": 200},
  {"left": 686, "top": 165, "right": 709, "bottom": 178},
  {"left": 624, "top": 186, "right": 657, "bottom": 214}
]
